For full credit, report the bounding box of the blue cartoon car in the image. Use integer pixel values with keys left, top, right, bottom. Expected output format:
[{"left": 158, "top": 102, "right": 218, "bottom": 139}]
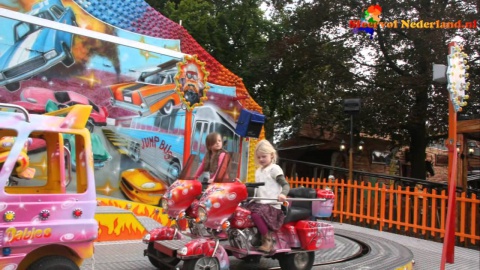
[{"left": 0, "top": 0, "right": 76, "bottom": 92}]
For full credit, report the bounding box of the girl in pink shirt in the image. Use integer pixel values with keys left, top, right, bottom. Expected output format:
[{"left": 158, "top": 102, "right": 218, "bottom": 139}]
[{"left": 195, "top": 132, "right": 228, "bottom": 183}]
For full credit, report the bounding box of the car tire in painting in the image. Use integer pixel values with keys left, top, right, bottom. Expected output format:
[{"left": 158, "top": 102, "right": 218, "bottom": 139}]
[
  {"left": 27, "top": 255, "right": 79, "bottom": 270},
  {"left": 166, "top": 161, "right": 181, "bottom": 185},
  {"left": 86, "top": 119, "right": 95, "bottom": 133},
  {"left": 160, "top": 100, "right": 174, "bottom": 115},
  {"left": 5, "top": 82, "right": 20, "bottom": 92},
  {"left": 61, "top": 43, "right": 75, "bottom": 67},
  {"left": 130, "top": 142, "right": 141, "bottom": 162}
]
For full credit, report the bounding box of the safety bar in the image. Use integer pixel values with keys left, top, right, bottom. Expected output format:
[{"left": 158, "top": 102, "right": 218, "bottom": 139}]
[
  {"left": 0, "top": 103, "right": 30, "bottom": 122},
  {"left": 247, "top": 197, "right": 326, "bottom": 201}
]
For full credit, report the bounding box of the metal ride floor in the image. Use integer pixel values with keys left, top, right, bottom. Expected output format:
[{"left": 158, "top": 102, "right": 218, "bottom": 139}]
[{"left": 81, "top": 222, "right": 479, "bottom": 270}]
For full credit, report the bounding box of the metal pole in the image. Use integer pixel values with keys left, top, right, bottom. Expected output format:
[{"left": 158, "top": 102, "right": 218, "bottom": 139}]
[
  {"left": 441, "top": 42, "right": 459, "bottom": 268},
  {"left": 349, "top": 114, "right": 353, "bottom": 181}
]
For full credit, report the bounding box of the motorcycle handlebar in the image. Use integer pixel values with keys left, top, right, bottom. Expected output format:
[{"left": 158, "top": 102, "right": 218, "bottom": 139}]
[{"left": 244, "top": 183, "right": 265, "bottom": 188}]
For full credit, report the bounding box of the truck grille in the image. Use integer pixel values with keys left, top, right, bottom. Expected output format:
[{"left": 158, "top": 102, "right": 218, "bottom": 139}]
[
  {"left": 4, "top": 56, "right": 46, "bottom": 78},
  {"left": 143, "top": 89, "right": 175, "bottom": 107},
  {"left": 121, "top": 178, "right": 134, "bottom": 191}
]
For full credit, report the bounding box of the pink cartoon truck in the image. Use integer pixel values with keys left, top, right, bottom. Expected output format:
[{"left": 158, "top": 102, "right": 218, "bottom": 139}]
[{"left": 0, "top": 103, "right": 98, "bottom": 270}]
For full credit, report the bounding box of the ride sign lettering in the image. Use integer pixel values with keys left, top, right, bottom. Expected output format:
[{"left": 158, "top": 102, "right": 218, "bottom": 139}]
[{"left": 141, "top": 136, "right": 173, "bottom": 159}]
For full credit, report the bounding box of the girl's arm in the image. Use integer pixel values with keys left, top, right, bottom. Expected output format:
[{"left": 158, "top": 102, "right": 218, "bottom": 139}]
[{"left": 276, "top": 175, "right": 290, "bottom": 196}]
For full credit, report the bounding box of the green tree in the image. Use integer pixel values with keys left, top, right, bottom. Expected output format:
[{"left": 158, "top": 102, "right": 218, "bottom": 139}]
[
  {"left": 269, "top": 0, "right": 479, "bottom": 180},
  {"left": 146, "top": 0, "right": 479, "bottom": 181}
]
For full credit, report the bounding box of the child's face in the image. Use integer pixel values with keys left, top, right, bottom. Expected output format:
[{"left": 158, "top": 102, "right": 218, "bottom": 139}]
[
  {"left": 210, "top": 136, "right": 223, "bottom": 151},
  {"left": 256, "top": 152, "right": 273, "bottom": 168}
]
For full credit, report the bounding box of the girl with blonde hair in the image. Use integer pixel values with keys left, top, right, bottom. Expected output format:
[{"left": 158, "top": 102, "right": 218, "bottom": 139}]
[{"left": 247, "top": 139, "right": 290, "bottom": 253}]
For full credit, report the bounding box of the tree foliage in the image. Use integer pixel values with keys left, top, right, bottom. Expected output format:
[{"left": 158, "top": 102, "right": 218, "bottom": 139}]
[{"left": 146, "top": 0, "right": 479, "bottom": 180}]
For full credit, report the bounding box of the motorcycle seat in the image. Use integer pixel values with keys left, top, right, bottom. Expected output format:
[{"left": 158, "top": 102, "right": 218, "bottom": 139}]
[{"left": 283, "top": 187, "right": 316, "bottom": 223}]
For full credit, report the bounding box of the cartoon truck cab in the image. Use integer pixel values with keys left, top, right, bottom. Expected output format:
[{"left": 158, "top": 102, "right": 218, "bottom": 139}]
[{"left": 0, "top": 103, "right": 98, "bottom": 270}]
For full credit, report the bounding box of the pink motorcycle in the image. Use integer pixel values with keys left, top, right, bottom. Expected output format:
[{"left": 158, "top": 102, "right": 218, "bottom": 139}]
[{"left": 143, "top": 153, "right": 335, "bottom": 270}]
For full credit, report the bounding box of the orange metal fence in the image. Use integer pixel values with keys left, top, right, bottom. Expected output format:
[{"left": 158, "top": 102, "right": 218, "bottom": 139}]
[{"left": 287, "top": 177, "right": 480, "bottom": 248}]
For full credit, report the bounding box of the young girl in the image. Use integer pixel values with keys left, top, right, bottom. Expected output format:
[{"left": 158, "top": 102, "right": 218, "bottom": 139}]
[
  {"left": 194, "top": 132, "right": 228, "bottom": 183},
  {"left": 247, "top": 140, "right": 290, "bottom": 253}
]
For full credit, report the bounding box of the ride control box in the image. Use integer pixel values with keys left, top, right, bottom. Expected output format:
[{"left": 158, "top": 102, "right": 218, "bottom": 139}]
[
  {"left": 312, "top": 189, "right": 335, "bottom": 218},
  {"left": 234, "top": 108, "right": 265, "bottom": 138},
  {"left": 295, "top": 220, "right": 335, "bottom": 250}
]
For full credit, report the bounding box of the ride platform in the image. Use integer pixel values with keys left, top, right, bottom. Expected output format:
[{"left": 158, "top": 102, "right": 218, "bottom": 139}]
[{"left": 85, "top": 206, "right": 479, "bottom": 270}]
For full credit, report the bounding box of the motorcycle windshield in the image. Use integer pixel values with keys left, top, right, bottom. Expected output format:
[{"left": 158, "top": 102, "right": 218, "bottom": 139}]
[
  {"left": 177, "top": 154, "right": 202, "bottom": 180},
  {"left": 212, "top": 152, "right": 240, "bottom": 183}
]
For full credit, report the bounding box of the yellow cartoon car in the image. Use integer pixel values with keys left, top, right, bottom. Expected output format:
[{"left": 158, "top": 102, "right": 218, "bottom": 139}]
[
  {"left": 119, "top": 168, "right": 169, "bottom": 205},
  {"left": 0, "top": 136, "right": 35, "bottom": 181}
]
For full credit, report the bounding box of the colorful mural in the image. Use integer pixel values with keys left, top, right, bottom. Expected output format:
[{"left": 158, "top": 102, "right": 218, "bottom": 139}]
[{"left": 0, "top": 0, "right": 264, "bottom": 210}]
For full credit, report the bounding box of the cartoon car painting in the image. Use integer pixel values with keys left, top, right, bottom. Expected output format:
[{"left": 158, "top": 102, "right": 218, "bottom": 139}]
[
  {"left": 0, "top": 0, "right": 76, "bottom": 92},
  {"left": 63, "top": 133, "right": 112, "bottom": 170},
  {"left": 120, "top": 168, "right": 169, "bottom": 205},
  {"left": 14, "top": 87, "right": 108, "bottom": 126},
  {"left": 109, "top": 60, "right": 181, "bottom": 117}
]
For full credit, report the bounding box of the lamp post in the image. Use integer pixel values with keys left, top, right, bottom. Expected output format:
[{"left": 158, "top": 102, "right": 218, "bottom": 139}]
[
  {"left": 343, "top": 98, "right": 362, "bottom": 181},
  {"left": 340, "top": 139, "right": 364, "bottom": 181},
  {"left": 467, "top": 141, "right": 476, "bottom": 156}
]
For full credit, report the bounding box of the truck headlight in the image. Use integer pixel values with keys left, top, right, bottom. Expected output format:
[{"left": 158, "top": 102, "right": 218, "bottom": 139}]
[
  {"left": 141, "top": 182, "right": 156, "bottom": 189},
  {"left": 2, "top": 141, "right": 12, "bottom": 148},
  {"left": 196, "top": 206, "right": 207, "bottom": 223},
  {"left": 44, "top": 50, "right": 58, "bottom": 60}
]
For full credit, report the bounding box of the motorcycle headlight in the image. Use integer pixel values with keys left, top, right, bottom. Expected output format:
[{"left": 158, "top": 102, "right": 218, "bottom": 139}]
[
  {"left": 160, "top": 198, "right": 168, "bottom": 211},
  {"left": 44, "top": 50, "right": 58, "bottom": 60},
  {"left": 142, "top": 233, "right": 151, "bottom": 243},
  {"left": 196, "top": 206, "right": 207, "bottom": 223},
  {"left": 177, "top": 246, "right": 188, "bottom": 256}
]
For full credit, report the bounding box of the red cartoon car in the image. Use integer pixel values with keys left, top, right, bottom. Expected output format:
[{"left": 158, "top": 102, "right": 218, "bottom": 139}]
[
  {"left": 14, "top": 86, "right": 108, "bottom": 126},
  {"left": 109, "top": 61, "right": 181, "bottom": 117}
]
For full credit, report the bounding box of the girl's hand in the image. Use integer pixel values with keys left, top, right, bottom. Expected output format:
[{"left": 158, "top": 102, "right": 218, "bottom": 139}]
[{"left": 278, "top": 194, "right": 287, "bottom": 202}]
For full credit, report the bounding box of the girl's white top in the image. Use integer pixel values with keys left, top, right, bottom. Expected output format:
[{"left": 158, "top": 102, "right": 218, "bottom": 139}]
[{"left": 254, "top": 163, "right": 283, "bottom": 209}]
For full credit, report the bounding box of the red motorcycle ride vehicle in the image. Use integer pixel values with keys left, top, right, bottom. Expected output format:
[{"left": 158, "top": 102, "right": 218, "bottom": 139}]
[
  {"left": 142, "top": 154, "right": 205, "bottom": 268},
  {"left": 143, "top": 153, "right": 335, "bottom": 270}
]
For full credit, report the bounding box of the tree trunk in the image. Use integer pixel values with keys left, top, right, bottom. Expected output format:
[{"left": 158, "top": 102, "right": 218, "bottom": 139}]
[
  {"left": 408, "top": 82, "right": 429, "bottom": 181},
  {"left": 409, "top": 126, "right": 427, "bottom": 180}
]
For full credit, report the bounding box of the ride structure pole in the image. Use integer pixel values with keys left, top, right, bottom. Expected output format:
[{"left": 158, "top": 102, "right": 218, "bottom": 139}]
[
  {"left": 183, "top": 109, "right": 192, "bottom": 165},
  {"left": 348, "top": 114, "right": 354, "bottom": 182},
  {"left": 441, "top": 100, "right": 457, "bottom": 267},
  {"left": 440, "top": 41, "right": 469, "bottom": 269}
]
